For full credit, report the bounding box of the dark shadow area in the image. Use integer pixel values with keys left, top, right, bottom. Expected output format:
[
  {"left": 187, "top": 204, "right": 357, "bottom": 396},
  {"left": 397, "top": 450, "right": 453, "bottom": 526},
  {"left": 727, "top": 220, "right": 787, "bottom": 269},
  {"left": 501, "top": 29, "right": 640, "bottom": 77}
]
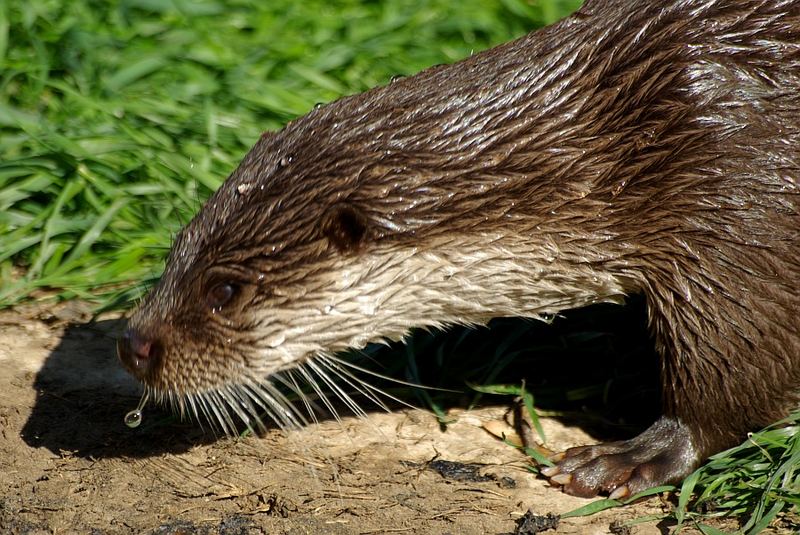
[
  {"left": 21, "top": 317, "right": 214, "bottom": 458},
  {"left": 656, "top": 518, "right": 678, "bottom": 534},
  {"left": 23, "top": 296, "right": 659, "bottom": 458},
  {"left": 354, "top": 294, "right": 660, "bottom": 441}
]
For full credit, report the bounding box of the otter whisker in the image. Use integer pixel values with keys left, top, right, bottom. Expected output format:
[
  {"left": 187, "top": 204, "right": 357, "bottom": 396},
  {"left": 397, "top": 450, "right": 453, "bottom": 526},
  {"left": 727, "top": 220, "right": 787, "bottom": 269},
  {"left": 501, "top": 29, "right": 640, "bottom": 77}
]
[
  {"left": 206, "top": 389, "right": 240, "bottom": 435},
  {"left": 171, "top": 389, "right": 187, "bottom": 420},
  {"left": 218, "top": 384, "right": 264, "bottom": 432},
  {"left": 315, "top": 355, "right": 394, "bottom": 413},
  {"left": 184, "top": 392, "right": 201, "bottom": 425},
  {"left": 295, "top": 362, "right": 342, "bottom": 423},
  {"left": 198, "top": 391, "right": 225, "bottom": 434},
  {"left": 239, "top": 376, "right": 306, "bottom": 429},
  {"left": 324, "top": 353, "right": 446, "bottom": 391},
  {"left": 305, "top": 358, "right": 368, "bottom": 419},
  {"left": 272, "top": 370, "right": 321, "bottom": 425},
  {"left": 193, "top": 392, "right": 218, "bottom": 433}
]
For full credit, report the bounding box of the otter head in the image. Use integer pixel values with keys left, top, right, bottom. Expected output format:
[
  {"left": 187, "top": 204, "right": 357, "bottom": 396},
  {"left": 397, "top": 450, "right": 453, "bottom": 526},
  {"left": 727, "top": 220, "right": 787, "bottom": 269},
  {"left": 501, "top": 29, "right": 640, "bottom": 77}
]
[
  {"left": 117, "top": 93, "right": 436, "bottom": 430},
  {"left": 117, "top": 23, "right": 639, "bottom": 432}
]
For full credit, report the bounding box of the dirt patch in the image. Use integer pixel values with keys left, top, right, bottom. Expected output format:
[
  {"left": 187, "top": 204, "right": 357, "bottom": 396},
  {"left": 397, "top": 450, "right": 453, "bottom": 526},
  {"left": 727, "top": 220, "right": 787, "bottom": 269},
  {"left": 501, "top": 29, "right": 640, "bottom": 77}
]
[{"left": 0, "top": 305, "right": 763, "bottom": 534}]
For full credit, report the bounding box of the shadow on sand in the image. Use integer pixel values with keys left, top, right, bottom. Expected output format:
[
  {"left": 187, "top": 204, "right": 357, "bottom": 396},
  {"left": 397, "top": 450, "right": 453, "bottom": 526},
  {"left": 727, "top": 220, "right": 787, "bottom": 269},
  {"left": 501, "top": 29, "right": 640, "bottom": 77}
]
[{"left": 22, "top": 297, "right": 661, "bottom": 461}]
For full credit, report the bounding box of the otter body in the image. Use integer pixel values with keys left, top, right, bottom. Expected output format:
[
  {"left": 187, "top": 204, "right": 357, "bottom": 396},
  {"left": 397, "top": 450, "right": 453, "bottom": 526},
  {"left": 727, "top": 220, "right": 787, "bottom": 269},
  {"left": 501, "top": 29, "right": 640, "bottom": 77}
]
[{"left": 119, "top": 0, "right": 800, "bottom": 498}]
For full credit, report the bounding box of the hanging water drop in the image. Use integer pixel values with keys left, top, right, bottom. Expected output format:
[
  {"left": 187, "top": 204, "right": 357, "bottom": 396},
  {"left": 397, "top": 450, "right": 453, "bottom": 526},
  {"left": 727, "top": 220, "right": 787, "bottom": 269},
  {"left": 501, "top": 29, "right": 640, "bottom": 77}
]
[
  {"left": 124, "top": 410, "right": 143, "bottom": 428},
  {"left": 124, "top": 392, "right": 150, "bottom": 428}
]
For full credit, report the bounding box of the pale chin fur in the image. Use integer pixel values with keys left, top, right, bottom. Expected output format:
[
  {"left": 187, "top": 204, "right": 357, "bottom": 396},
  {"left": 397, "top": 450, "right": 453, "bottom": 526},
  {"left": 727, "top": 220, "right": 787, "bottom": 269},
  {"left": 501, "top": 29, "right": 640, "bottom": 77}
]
[{"left": 253, "top": 232, "right": 631, "bottom": 375}]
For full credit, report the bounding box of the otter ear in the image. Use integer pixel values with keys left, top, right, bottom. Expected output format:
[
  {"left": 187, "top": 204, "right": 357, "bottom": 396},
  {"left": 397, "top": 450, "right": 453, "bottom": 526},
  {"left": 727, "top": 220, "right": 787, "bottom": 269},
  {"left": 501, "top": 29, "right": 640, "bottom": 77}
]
[{"left": 322, "top": 203, "right": 370, "bottom": 252}]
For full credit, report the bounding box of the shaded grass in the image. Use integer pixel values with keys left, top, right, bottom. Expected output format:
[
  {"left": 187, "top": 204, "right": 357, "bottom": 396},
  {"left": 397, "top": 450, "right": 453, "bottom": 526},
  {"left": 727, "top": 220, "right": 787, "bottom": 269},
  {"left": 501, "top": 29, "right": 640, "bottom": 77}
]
[{"left": 1, "top": 0, "right": 797, "bottom": 532}]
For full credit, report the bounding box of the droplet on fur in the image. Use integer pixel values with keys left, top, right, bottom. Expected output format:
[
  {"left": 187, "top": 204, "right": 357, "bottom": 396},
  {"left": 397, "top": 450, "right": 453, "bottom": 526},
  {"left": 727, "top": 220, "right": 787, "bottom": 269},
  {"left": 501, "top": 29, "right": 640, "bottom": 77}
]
[
  {"left": 390, "top": 74, "right": 405, "bottom": 83},
  {"left": 237, "top": 183, "right": 253, "bottom": 195},
  {"left": 314, "top": 102, "right": 324, "bottom": 109},
  {"left": 323, "top": 304, "right": 333, "bottom": 314},
  {"left": 279, "top": 155, "right": 293, "bottom": 167}
]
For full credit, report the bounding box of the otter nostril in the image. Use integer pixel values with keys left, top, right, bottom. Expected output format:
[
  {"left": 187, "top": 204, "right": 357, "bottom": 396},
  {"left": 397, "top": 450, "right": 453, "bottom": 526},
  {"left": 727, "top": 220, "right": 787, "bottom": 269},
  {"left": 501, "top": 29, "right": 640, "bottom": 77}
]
[{"left": 117, "top": 328, "right": 161, "bottom": 380}]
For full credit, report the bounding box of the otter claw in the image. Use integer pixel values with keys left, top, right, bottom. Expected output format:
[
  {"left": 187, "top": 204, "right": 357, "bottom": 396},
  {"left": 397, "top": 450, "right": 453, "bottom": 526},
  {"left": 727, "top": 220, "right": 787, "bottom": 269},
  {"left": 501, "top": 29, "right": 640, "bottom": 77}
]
[
  {"left": 609, "top": 485, "right": 630, "bottom": 500},
  {"left": 540, "top": 466, "right": 560, "bottom": 477},
  {"left": 550, "top": 473, "right": 573, "bottom": 486}
]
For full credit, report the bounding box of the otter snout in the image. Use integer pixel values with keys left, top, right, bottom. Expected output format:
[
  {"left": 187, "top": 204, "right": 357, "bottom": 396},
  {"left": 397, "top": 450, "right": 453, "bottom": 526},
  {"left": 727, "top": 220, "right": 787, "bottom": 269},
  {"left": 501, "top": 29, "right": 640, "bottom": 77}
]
[{"left": 117, "top": 328, "right": 162, "bottom": 381}]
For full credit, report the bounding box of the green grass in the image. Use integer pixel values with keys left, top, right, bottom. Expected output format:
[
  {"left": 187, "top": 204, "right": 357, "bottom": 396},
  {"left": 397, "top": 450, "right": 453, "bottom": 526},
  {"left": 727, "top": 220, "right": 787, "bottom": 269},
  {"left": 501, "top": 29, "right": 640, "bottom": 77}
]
[
  {"left": 1, "top": 0, "right": 797, "bottom": 532},
  {"left": 673, "top": 415, "right": 800, "bottom": 534},
  {"left": 557, "top": 410, "right": 800, "bottom": 534}
]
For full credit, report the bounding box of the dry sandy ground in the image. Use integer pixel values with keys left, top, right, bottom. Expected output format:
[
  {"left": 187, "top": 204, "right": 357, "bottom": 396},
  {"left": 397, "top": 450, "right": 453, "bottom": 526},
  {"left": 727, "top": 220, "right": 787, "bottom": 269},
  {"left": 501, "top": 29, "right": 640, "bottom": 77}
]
[{"left": 0, "top": 303, "right": 791, "bottom": 534}]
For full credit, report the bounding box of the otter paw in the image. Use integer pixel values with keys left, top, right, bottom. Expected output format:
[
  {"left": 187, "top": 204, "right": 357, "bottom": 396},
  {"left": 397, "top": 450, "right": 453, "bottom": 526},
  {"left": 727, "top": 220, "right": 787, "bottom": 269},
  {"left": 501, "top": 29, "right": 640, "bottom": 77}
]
[{"left": 540, "top": 416, "right": 699, "bottom": 499}]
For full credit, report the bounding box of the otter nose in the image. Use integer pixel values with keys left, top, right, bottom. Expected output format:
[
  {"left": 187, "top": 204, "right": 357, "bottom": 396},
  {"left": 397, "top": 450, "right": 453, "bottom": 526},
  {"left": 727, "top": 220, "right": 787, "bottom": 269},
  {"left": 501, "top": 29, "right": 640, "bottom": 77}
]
[{"left": 117, "top": 328, "right": 161, "bottom": 380}]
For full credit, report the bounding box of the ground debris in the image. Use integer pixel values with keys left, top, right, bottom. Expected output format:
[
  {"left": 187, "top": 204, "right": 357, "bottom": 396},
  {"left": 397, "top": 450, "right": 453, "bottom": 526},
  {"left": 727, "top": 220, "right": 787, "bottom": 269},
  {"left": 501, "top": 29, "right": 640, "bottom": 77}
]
[
  {"left": 151, "top": 515, "right": 258, "bottom": 535},
  {"left": 609, "top": 519, "right": 632, "bottom": 535},
  {"left": 428, "top": 459, "right": 493, "bottom": 482},
  {"left": 235, "top": 491, "right": 296, "bottom": 518},
  {"left": 513, "top": 510, "right": 559, "bottom": 535},
  {"left": 404, "top": 458, "right": 517, "bottom": 488}
]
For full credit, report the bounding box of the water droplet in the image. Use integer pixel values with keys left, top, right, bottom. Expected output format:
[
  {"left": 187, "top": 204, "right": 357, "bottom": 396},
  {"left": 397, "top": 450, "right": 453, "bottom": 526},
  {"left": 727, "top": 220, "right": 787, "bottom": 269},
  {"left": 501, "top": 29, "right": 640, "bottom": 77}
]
[
  {"left": 237, "top": 183, "right": 253, "bottom": 195},
  {"left": 314, "top": 102, "right": 324, "bottom": 109},
  {"left": 390, "top": 74, "right": 405, "bottom": 83},
  {"left": 279, "top": 155, "right": 293, "bottom": 167},
  {"left": 323, "top": 304, "right": 333, "bottom": 314},
  {"left": 124, "top": 392, "right": 150, "bottom": 428},
  {"left": 124, "top": 410, "right": 142, "bottom": 428}
]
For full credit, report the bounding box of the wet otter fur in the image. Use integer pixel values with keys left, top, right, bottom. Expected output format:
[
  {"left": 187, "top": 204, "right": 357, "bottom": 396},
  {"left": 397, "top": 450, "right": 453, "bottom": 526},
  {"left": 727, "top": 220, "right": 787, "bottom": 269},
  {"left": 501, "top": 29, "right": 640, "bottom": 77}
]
[{"left": 118, "top": 0, "right": 800, "bottom": 499}]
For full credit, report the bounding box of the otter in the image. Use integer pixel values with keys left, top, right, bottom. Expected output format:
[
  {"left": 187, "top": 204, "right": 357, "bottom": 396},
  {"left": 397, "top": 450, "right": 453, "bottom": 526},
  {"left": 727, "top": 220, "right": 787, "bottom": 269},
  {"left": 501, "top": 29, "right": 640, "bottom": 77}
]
[{"left": 117, "top": 0, "right": 800, "bottom": 500}]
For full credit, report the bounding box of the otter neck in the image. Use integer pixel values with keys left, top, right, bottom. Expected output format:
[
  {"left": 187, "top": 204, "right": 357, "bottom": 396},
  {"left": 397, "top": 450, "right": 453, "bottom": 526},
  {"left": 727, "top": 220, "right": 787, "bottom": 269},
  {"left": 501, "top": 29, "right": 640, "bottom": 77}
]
[{"left": 296, "top": 231, "right": 635, "bottom": 358}]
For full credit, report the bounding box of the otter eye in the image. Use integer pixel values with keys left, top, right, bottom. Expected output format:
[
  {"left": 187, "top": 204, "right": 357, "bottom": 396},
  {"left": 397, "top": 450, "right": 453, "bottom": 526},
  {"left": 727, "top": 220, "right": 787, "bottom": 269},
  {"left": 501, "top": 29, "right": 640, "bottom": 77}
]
[
  {"left": 323, "top": 203, "right": 370, "bottom": 252},
  {"left": 206, "top": 282, "right": 236, "bottom": 310}
]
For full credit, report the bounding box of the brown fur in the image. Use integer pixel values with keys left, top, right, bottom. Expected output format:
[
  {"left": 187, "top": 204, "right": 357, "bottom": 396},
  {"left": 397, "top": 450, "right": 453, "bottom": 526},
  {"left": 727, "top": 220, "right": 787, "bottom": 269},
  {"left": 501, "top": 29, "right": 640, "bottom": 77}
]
[{"left": 120, "top": 0, "right": 800, "bottom": 497}]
